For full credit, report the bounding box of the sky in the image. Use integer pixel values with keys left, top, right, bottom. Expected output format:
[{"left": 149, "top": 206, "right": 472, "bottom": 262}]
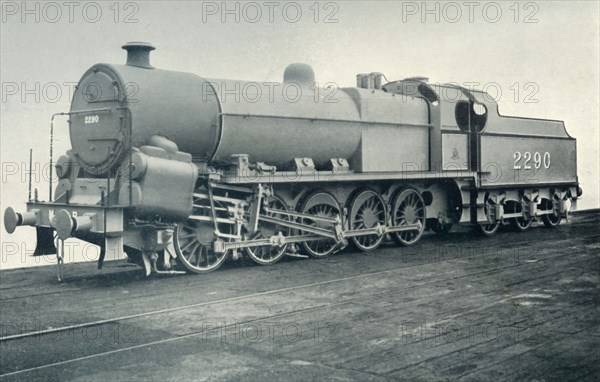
[{"left": 1, "top": 0, "right": 599, "bottom": 269}]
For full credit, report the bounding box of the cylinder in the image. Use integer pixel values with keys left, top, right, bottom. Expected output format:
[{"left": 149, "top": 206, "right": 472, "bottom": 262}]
[{"left": 130, "top": 151, "right": 148, "bottom": 181}]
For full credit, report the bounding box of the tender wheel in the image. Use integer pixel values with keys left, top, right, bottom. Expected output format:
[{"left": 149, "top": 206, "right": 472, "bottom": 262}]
[
  {"left": 299, "top": 190, "right": 341, "bottom": 258},
  {"left": 429, "top": 220, "right": 453, "bottom": 235},
  {"left": 478, "top": 196, "right": 500, "bottom": 236},
  {"left": 174, "top": 197, "right": 232, "bottom": 274},
  {"left": 348, "top": 189, "right": 387, "bottom": 252},
  {"left": 391, "top": 188, "right": 426, "bottom": 246},
  {"left": 541, "top": 198, "right": 561, "bottom": 228},
  {"left": 245, "top": 195, "right": 290, "bottom": 265},
  {"left": 506, "top": 201, "right": 532, "bottom": 232}
]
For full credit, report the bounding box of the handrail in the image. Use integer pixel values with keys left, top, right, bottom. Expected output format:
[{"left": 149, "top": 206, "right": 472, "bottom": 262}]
[{"left": 49, "top": 112, "right": 70, "bottom": 201}]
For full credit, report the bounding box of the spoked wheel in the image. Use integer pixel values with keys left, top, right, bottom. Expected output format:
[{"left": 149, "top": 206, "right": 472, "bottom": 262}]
[
  {"left": 541, "top": 198, "right": 562, "bottom": 228},
  {"left": 479, "top": 221, "right": 500, "bottom": 236},
  {"left": 479, "top": 196, "right": 500, "bottom": 236},
  {"left": 299, "top": 190, "right": 341, "bottom": 258},
  {"left": 391, "top": 188, "right": 426, "bottom": 246},
  {"left": 245, "top": 195, "right": 290, "bottom": 265},
  {"left": 348, "top": 189, "right": 387, "bottom": 252},
  {"left": 174, "top": 197, "right": 232, "bottom": 274},
  {"left": 506, "top": 201, "right": 532, "bottom": 232}
]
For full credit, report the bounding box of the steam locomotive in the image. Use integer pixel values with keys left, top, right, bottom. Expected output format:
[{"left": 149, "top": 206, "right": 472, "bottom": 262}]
[{"left": 4, "top": 42, "right": 581, "bottom": 277}]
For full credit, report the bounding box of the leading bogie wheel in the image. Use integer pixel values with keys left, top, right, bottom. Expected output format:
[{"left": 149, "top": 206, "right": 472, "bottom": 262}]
[
  {"left": 174, "top": 196, "right": 232, "bottom": 274},
  {"left": 299, "top": 190, "right": 341, "bottom": 258},
  {"left": 348, "top": 189, "right": 387, "bottom": 252},
  {"left": 391, "top": 188, "right": 426, "bottom": 246},
  {"left": 245, "top": 195, "right": 290, "bottom": 265}
]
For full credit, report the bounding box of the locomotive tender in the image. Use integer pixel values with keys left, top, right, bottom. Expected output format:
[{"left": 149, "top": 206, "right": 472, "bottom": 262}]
[{"left": 4, "top": 42, "right": 581, "bottom": 277}]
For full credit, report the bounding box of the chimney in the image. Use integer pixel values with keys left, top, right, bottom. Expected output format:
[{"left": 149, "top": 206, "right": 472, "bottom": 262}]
[{"left": 122, "top": 42, "right": 155, "bottom": 69}]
